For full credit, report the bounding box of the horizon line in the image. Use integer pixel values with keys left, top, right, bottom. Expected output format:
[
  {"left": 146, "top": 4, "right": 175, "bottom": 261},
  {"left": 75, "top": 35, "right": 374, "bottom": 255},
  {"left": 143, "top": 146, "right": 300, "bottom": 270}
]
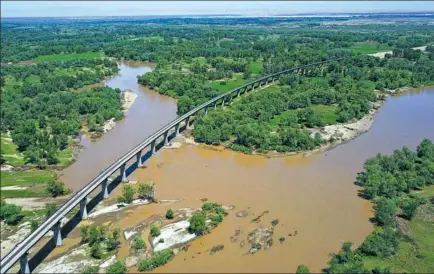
[{"left": 2, "top": 11, "right": 434, "bottom": 19}]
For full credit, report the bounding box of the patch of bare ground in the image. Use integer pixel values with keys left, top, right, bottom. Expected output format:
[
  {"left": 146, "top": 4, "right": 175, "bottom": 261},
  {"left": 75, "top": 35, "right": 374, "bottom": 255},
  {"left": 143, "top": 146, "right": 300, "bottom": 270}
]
[
  {"left": 396, "top": 216, "right": 412, "bottom": 236},
  {"left": 416, "top": 203, "right": 434, "bottom": 222}
]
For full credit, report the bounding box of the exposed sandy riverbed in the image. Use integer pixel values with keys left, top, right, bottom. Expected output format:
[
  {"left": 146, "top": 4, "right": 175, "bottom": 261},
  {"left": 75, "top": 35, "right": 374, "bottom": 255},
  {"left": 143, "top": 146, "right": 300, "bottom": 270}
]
[{"left": 368, "top": 45, "right": 427, "bottom": 58}]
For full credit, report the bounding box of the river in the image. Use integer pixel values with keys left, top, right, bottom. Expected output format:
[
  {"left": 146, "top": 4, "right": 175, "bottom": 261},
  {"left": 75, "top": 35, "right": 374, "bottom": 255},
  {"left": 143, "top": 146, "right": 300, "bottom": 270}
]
[
  {"left": 59, "top": 61, "right": 177, "bottom": 191},
  {"left": 57, "top": 61, "right": 434, "bottom": 272}
]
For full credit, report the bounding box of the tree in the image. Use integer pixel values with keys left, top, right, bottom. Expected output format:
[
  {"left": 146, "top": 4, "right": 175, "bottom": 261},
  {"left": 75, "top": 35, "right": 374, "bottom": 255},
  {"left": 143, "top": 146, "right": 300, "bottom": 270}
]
[
  {"left": 46, "top": 180, "right": 68, "bottom": 197},
  {"left": 189, "top": 212, "right": 207, "bottom": 235},
  {"left": 137, "top": 183, "right": 154, "bottom": 200},
  {"left": 118, "top": 184, "right": 135, "bottom": 204},
  {"left": 359, "top": 227, "right": 399, "bottom": 257},
  {"left": 107, "top": 260, "right": 126, "bottom": 274},
  {"left": 374, "top": 199, "right": 396, "bottom": 227},
  {"left": 296, "top": 264, "right": 311, "bottom": 274},
  {"left": 401, "top": 198, "right": 422, "bottom": 220},
  {"left": 166, "top": 208, "right": 174, "bottom": 219},
  {"left": 150, "top": 224, "right": 161, "bottom": 237},
  {"left": 0, "top": 203, "right": 23, "bottom": 225}
]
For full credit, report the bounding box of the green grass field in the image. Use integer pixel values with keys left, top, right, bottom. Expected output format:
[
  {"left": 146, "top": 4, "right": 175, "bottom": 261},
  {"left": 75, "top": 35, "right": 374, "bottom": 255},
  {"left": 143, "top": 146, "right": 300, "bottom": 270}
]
[
  {"left": 346, "top": 43, "right": 393, "bottom": 54},
  {"left": 363, "top": 185, "right": 434, "bottom": 273},
  {"left": 1, "top": 134, "right": 25, "bottom": 166},
  {"left": 210, "top": 74, "right": 252, "bottom": 93},
  {"left": 33, "top": 52, "right": 103, "bottom": 62},
  {"left": 0, "top": 170, "right": 56, "bottom": 187},
  {"left": 269, "top": 105, "right": 338, "bottom": 128},
  {"left": 249, "top": 61, "right": 264, "bottom": 74},
  {"left": 0, "top": 169, "right": 56, "bottom": 198}
]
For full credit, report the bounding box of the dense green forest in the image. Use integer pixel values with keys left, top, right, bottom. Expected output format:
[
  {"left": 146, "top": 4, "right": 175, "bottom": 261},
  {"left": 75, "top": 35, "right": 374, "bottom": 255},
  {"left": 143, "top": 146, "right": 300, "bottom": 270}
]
[
  {"left": 325, "top": 139, "right": 434, "bottom": 273},
  {"left": 1, "top": 17, "right": 434, "bottom": 160},
  {"left": 0, "top": 59, "right": 122, "bottom": 167}
]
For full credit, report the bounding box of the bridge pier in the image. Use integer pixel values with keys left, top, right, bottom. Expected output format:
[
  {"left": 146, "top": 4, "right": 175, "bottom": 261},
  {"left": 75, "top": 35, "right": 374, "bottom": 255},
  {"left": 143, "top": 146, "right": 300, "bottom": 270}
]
[
  {"left": 120, "top": 163, "right": 127, "bottom": 182},
  {"left": 151, "top": 140, "right": 156, "bottom": 155},
  {"left": 252, "top": 84, "right": 255, "bottom": 91},
  {"left": 102, "top": 179, "right": 109, "bottom": 199},
  {"left": 185, "top": 117, "right": 191, "bottom": 129},
  {"left": 175, "top": 123, "right": 180, "bottom": 136},
  {"left": 164, "top": 131, "right": 169, "bottom": 146},
  {"left": 136, "top": 151, "right": 143, "bottom": 167},
  {"left": 53, "top": 222, "right": 63, "bottom": 246},
  {"left": 80, "top": 198, "right": 88, "bottom": 220},
  {"left": 214, "top": 101, "right": 218, "bottom": 109},
  {"left": 237, "top": 89, "right": 241, "bottom": 97},
  {"left": 221, "top": 97, "right": 225, "bottom": 106},
  {"left": 19, "top": 253, "right": 30, "bottom": 274},
  {"left": 259, "top": 81, "right": 262, "bottom": 88},
  {"left": 204, "top": 107, "right": 208, "bottom": 116}
]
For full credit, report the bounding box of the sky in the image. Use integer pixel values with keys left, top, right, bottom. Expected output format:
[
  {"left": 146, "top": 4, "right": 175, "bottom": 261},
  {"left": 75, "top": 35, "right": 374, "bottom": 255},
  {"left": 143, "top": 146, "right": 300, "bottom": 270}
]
[{"left": 2, "top": 1, "right": 434, "bottom": 18}]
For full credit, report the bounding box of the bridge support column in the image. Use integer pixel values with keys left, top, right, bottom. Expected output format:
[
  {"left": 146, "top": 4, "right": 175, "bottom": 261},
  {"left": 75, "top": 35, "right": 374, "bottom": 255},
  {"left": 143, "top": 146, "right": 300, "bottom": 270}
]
[
  {"left": 175, "top": 123, "right": 180, "bottom": 136},
  {"left": 136, "top": 151, "right": 143, "bottom": 168},
  {"left": 102, "top": 179, "right": 109, "bottom": 199},
  {"left": 80, "top": 197, "right": 88, "bottom": 220},
  {"left": 120, "top": 163, "right": 127, "bottom": 182},
  {"left": 204, "top": 107, "right": 208, "bottom": 116},
  {"left": 252, "top": 84, "right": 255, "bottom": 91},
  {"left": 259, "top": 81, "right": 262, "bottom": 88},
  {"left": 221, "top": 97, "right": 225, "bottom": 106},
  {"left": 20, "top": 253, "right": 30, "bottom": 274},
  {"left": 237, "top": 89, "right": 241, "bottom": 97},
  {"left": 151, "top": 140, "right": 156, "bottom": 155},
  {"left": 53, "top": 222, "right": 63, "bottom": 246},
  {"left": 214, "top": 101, "right": 218, "bottom": 109},
  {"left": 164, "top": 131, "right": 169, "bottom": 146},
  {"left": 185, "top": 117, "right": 191, "bottom": 130}
]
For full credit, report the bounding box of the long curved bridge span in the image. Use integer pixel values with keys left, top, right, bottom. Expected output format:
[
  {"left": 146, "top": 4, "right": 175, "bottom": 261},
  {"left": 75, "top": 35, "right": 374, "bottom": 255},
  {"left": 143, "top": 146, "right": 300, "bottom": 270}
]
[{"left": 0, "top": 58, "right": 341, "bottom": 274}]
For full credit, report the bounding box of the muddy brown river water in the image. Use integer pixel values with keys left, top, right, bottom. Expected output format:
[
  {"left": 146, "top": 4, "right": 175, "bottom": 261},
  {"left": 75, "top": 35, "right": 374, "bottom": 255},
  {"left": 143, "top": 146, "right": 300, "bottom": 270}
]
[{"left": 57, "top": 62, "right": 434, "bottom": 272}]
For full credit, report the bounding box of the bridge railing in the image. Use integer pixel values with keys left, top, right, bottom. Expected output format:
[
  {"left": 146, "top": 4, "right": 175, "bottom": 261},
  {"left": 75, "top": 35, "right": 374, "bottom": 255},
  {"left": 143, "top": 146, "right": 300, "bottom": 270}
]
[{"left": 0, "top": 57, "right": 341, "bottom": 274}]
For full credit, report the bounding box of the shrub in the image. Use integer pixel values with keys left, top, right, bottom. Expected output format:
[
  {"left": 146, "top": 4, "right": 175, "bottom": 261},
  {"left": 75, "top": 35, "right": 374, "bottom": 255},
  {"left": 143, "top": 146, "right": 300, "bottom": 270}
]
[
  {"left": 138, "top": 249, "right": 173, "bottom": 271},
  {"left": 106, "top": 227, "right": 121, "bottom": 251},
  {"left": 90, "top": 242, "right": 103, "bottom": 259},
  {"left": 166, "top": 208, "right": 174, "bottom": 219},
  {"left": 202, "top": 202, "right": 218, "bottom": 211},
  {"left": 45, "top": 203, "right": 58, "bottom": 218},
  {"left": 401, "top": 197, "right": 423, "bottom": 220},
  {"left": 30, "top": 219, "right": 39, "bottom": 232},
  {"left": 81, "top": 265, "right": 99, "bottom": 274},
  {"left": 107, "top": 260, "right": 126, "bottom": 274},
  {"left": 210, "top": 213, "right": 223, "bottom": 226},
  {"left": 189, "top": 212, "right": 207, "bottom": 235},
  {"left": 0, "top": 203, "right": 23, "bottom": 225},
  {"left": 81, "top": 225, "right": 90, "bottom": 243},
  {"left": 150, "top": 224, "right": 161, "bottom": 237},
  {"left": 46, "top": 180, "right": 68, "bottom": 197},
  {"left": 296, "top": 264, "right": 311, "bottom": 274},
  {"left": 132, "top": 236, "right": 146, "bottom": 250}
]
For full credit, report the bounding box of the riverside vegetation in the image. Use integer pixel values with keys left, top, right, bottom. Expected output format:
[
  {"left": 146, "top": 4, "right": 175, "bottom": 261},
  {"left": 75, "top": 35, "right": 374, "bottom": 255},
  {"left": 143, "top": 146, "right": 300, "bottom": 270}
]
[{"left": 323, "top": 139, "right": 434, "bottom": 273}]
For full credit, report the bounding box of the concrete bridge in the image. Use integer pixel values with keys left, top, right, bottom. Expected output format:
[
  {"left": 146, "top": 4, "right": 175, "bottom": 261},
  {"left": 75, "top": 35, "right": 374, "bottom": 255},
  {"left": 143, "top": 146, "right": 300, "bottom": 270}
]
[{"left": 0, "top": 58, "right": 341, "bottom": 274}]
